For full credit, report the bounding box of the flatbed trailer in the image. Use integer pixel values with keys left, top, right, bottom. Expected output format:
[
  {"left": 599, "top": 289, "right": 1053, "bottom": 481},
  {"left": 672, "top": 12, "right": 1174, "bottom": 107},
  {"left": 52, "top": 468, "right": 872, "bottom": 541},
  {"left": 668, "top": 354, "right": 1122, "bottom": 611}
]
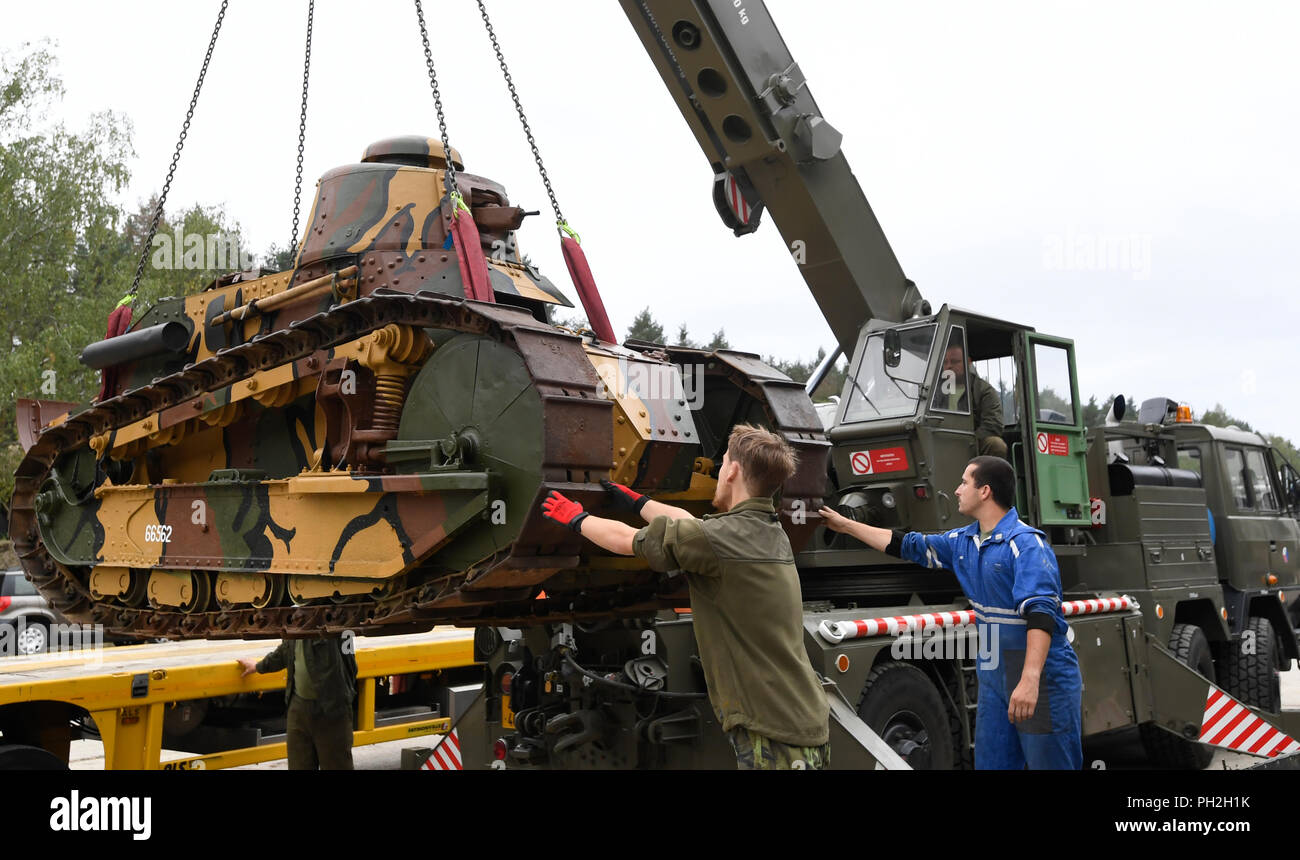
[{"left": 0, "top": 629, "right": 481, "bottom": 770}]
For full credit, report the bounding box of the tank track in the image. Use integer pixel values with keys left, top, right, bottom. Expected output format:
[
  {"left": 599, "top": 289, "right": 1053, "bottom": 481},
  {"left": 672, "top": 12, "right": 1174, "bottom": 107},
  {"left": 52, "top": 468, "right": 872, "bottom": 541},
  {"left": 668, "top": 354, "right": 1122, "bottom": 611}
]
[{"left": 11, "top": 291, "right": 672, "bottom": 639}]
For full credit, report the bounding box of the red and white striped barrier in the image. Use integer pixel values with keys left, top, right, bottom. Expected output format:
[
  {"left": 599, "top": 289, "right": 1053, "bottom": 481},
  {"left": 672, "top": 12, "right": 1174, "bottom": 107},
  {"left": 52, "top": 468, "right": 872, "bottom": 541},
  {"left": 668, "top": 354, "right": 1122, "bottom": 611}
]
[
  {"left": 818, "top": 610, "right": 976, "bottom": 644},
  {"left": 420, "top": 729, "right": 463, "bottom": 771},
  {"left": 1062, "top": 596, "right": 1137, "bottom": 616},
  {"left": 1199, "top": 687, "right": 1300, "bottom": 758},
  {"left": 817, "top": 595, "right": 1139, "bottom": 644}
]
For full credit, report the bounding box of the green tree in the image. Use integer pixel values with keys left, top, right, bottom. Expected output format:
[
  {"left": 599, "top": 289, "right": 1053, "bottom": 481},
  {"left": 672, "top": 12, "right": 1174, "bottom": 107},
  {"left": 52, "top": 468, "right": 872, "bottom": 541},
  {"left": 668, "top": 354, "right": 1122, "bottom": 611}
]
[
  {"left": 261, "top": 242, "right": 296, "bottom": 273},
  {"left": 673, "top": 323, "right": 697, "bottom": 348},
  {"left": 550, "top": 311, "right": 589, "bottom": 331},
  {"left": 706, "top": 329, "right": 730, "bottom": 351},
  {"left": 1198, "top": 403, "right": 1251, "bottom": 431},
  {"left": 0, "top": 47, "right": 253, "bottom": 521},
  {"left": 625, "top": 306, "right": 664, "bottom": 344},
  {"left": 0, "top": 45, "right": 133, "bottom": 515},
  {"left": 766, "top": 346, "right": 846, "bottom": 401}
]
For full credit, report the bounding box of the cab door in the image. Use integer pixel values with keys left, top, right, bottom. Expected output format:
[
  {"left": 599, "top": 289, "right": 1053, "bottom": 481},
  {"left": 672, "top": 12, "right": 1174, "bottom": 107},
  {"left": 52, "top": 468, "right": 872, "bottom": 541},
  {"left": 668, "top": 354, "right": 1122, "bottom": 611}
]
[{"left": 1017, "top": 333, "right": 1089, "bottom": 526}]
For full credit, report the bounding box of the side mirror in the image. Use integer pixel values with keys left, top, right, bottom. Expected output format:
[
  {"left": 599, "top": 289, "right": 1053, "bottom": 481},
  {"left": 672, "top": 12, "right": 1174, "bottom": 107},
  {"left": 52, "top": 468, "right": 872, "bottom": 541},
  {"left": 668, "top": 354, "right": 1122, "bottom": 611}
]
[
  {"left": 1112, "top": 395, "right": 1126, "bottom": 423},
  {"left": 883, "top": 329, "right": 901, "bottom": 368}
]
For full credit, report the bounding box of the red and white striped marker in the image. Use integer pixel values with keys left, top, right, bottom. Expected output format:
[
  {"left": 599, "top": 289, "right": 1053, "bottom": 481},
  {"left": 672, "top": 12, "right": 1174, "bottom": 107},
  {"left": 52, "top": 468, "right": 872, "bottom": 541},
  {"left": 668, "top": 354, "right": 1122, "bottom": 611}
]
[
  {"left": 1062, "top": 596, "right": 1137, "bottom": 616},
  {"left": 420, "top": 729, "right": 463, "bottom": 771},
  {"left": 726, "top": 174, "right": 750, "bottom": 225},
  {"left": 817, "top": 595, "right": 1138, "bottom": 644},
  {"left": 818, "top": 610, "right": 977, "bottom": 644},
  {"left": 1199, "top": 687, "right": 1300, "bottom": 758}
]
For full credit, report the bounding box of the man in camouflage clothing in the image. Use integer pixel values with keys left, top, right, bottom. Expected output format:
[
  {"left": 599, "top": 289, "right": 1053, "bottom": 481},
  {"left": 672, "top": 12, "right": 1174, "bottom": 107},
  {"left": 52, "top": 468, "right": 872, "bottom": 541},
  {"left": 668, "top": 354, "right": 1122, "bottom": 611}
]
[
  {"left": 238, "top": 633, "right": 358, "bottom": 770},
  {"left": 541, "top": 424, "right": 830, "bottom": 770}
]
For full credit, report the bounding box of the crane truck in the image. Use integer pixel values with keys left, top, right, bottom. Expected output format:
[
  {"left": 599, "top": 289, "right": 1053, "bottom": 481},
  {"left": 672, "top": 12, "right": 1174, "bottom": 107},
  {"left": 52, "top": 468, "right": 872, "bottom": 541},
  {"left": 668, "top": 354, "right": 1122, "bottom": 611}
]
[{"left": 473, "top": 0, "right": 1300, "bottom": 770}]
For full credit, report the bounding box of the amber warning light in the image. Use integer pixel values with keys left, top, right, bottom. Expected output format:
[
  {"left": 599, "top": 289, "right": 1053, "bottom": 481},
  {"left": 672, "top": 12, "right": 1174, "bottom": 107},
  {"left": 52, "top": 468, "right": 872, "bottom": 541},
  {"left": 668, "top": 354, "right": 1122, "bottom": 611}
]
[{"left": 1175, "top": 405, "right": 1193, "bottom": 423}]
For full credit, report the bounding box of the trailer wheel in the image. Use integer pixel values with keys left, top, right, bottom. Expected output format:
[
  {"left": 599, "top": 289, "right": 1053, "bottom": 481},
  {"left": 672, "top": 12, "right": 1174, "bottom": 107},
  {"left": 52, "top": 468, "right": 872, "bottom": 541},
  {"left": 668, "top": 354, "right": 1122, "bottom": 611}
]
[
  {"left": 0, "top": 744, "right": 67, "bottom": 770},
  {"left": 1138, "top": 623, "right": 1215, "bottom": 770},
  {"left": 858, "top": 662, "right": 956, "bottom": 770},
  {"left": 1220, "top": 617, "right": 1281, "bottom": 714}
]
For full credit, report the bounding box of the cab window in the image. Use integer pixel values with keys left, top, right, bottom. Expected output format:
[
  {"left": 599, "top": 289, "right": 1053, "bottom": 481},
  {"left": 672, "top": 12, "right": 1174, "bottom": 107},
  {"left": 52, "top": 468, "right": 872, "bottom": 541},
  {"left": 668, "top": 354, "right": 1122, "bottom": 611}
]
[
  {"left": 972, "top": 355, "right": 1018, "bottom": 425},
  {"left": 1032, "top": 342, "right": 1076, "bottom": 425},
  {"left": 930, "top": 326, "right": 970, "bottom": 415},
  {"left": 1223, "top": 447, "right": 1250, "bottom": 509},
  {"left": 841, "top": 324, "right": 937, "bottom": 423},
  {"left": 1244, "top": 448, "right": 1279, "bottom": 512},
  {"left": 1177, "top": 446, "right": 1202, "bottom": 475}
]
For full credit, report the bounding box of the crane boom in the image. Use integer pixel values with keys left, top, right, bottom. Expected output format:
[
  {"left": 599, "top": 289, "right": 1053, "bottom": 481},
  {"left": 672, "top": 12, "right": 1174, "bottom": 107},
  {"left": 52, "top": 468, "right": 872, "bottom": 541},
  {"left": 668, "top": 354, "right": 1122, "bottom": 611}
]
[{"left": 620, "top": 0, "right": 927, "bottom": 355}]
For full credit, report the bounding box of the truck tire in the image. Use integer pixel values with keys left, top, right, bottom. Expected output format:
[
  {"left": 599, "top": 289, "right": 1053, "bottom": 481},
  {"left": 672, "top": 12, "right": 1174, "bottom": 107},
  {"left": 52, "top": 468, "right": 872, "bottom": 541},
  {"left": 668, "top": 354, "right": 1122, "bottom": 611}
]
[
  {"left": 1220, "top": 617, "right": 1281, "bottom": 714},
  {"left": 1138, "top": 623, "right": 1215, "bottom": 770},
  {"left": 0, "top": 743, "right": 67, "bottom": 770},
  {"left": 858, "top": 662, "right": 956, "bottom": 770}
]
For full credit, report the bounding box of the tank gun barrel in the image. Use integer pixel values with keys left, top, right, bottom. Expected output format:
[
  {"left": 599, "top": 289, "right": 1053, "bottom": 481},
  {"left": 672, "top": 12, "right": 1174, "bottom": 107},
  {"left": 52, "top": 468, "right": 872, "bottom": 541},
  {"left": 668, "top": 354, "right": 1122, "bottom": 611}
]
[{"left": 78, "top": 320, "right": 190, "bottom": 371}]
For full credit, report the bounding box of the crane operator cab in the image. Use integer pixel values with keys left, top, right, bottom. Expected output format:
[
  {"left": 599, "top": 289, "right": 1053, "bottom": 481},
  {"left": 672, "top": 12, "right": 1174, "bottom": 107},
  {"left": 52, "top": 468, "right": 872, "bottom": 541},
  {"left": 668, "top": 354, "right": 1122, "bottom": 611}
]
[{"left": 825, "top": 305, "right": 1090, "bottom": 537}]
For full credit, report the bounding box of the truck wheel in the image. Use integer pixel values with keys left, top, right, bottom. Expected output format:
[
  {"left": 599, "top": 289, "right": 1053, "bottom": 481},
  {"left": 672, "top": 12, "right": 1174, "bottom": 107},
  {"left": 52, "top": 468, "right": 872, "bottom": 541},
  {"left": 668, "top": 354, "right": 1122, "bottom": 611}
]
[
  {"left": 0, "top": 744, "right": 67, "bottom": 770},
  {"left": 1138, "top": 623, "right": 1215, "bottom": 770},
  {"left": 858, "top": 662, "right": 956, "bottom": 770},
  {"left": 1220, "top": 617, "right": 1281, "bottom": 713}
]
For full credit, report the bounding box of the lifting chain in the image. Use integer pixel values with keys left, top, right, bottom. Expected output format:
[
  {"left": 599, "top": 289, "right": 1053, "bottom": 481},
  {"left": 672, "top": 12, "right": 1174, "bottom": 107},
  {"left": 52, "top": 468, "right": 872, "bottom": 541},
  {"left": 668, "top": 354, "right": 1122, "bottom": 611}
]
[
  {"left": 126, "top": 0, "right": 229, "bottom": 300},
  {"left": 475, "top": 0, "right": 568, "bottom": 234},
  {"left": 413, "top": 0, "right": 463, "bottom": 205},
  {"left": 288, "top": 0, "right": 315, "bottom": 260}
]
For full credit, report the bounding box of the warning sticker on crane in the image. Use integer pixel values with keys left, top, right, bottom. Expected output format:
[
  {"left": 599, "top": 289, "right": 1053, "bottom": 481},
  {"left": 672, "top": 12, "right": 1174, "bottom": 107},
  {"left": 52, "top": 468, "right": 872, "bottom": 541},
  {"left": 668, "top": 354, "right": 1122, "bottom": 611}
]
[
  {"left": 849, "top": 447, "right": 909, "bottom": 476},
  {"left": 726, "top": 174, "right": 751, "bottom": 225},
  {"left": 1035, "top": 432, "right": 1069, "bottom": 456}
]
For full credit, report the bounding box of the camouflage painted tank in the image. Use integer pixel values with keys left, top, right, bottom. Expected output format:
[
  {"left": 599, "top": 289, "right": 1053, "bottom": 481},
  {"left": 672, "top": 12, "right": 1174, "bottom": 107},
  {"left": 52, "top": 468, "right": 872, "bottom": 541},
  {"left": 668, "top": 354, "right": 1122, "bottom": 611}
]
[{"left": 10, "top": 137, "right": 828, "bottom": 639}]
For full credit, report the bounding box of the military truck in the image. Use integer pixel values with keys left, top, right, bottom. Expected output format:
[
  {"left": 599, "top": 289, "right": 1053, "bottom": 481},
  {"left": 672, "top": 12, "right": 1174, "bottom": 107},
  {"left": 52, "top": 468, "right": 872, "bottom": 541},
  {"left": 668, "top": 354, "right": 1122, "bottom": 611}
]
[{"left": 474, "top": 0, "right": 1300, "bottom": 770}]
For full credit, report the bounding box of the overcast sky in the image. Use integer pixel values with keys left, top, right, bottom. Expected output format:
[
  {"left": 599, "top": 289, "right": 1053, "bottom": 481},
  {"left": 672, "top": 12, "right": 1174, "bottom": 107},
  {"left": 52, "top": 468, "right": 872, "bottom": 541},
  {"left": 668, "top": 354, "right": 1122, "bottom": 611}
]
[{"left": 5, "top": 1, "right": 1298, "bottom": 438}]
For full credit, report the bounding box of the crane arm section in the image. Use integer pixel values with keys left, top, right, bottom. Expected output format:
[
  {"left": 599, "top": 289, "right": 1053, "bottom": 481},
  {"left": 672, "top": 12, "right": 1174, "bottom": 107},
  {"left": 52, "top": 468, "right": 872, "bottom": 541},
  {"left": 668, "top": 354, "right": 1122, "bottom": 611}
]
[{"left": 619, "top": 0, "right": 926, "bottom": 354}]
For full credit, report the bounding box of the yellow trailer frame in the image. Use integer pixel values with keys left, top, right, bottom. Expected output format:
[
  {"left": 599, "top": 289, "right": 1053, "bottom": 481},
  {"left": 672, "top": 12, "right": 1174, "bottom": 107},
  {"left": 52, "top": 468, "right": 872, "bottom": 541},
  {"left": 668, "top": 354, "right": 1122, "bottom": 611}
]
[{"left": 0, "top": 628, "right": 477, "bottom": 769}]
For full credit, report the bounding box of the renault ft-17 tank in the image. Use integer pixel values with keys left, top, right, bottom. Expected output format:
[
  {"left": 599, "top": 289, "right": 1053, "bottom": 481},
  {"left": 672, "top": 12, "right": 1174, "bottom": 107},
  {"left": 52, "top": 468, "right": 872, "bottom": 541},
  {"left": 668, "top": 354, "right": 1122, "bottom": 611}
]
[{"left": 10, "top": 137, "right": 828, "bottom": 639}]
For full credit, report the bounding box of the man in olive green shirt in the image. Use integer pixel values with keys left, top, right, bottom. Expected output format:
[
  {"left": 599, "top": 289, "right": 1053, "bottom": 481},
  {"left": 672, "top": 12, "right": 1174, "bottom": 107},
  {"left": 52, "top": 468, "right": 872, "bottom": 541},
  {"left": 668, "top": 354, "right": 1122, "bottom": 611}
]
[
  {"left": 238, "top": 634, "right": 358, "bottom": 770},
  {"left": 541, "top": 424, "right": 830, "bottom": 769},
  {"left": 933, "top": 342, "right": 1008, "bottom": 459}
]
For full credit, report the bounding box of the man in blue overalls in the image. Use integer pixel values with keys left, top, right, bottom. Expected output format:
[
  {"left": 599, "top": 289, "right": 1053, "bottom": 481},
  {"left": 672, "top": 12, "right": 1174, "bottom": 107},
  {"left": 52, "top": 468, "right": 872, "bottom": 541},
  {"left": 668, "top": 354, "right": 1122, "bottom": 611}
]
[{"left": 820, "top": 455, "right": 1083, "bottom": 769}]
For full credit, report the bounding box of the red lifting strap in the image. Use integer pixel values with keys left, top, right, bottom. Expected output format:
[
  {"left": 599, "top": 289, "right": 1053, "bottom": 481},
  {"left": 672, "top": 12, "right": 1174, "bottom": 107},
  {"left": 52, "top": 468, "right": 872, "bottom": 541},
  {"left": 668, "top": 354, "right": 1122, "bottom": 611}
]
[
  {"left": 561, "top": 236, "right": 617, "bottom": 344},
  {"left": 97, "top": 302, "right": 134, "bottom": 402},
  {"left": 450, "top": 207, "right": 495, "bottom": 304}
]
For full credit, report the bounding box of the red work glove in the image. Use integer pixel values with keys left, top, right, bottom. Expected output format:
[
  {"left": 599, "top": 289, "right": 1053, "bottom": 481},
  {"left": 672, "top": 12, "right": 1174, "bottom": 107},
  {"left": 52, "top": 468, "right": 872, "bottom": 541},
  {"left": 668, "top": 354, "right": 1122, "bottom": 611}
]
[
  {"left": 601, "top": 479, "right": 648, "bottom": 515},
  {"left": 542, "top": 490, "right": 589, "bottom": 533}
]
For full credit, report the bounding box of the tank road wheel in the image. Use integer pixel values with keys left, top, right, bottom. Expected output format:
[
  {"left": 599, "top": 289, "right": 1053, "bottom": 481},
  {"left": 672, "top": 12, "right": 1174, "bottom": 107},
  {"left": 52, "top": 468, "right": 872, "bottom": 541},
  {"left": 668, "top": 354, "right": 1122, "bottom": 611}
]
[
  {"left": 1220, "top": 616, "right": 1282, "bottom": 714},
  {"left": 146, "top": 571, "right": 213, "bottom": 615},
  {"left": 858, "top": 662, "right": 957, "bottom": 770},
  {"left": 122, "top": 569, "right": 150, "bottom": 608},
  {"left": 251, "top": 575, "right": 285, "bottom": 610},
  {"left": 1139, "top": 623, "right": 1216, "bottom": 770}
]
